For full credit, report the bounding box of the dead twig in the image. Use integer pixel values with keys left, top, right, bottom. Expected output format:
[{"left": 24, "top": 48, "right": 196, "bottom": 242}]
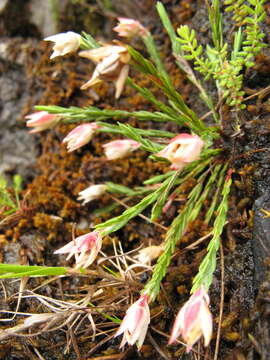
[
  {"left": 69, "top": 328, "right": 82, "bottom": 359},
  {"left": 147, "top": 332, "right": 171, "bottom": 360},
  {"left": 243, "top": 85, "right": 270, "bottom": 102},
  {"left": 85, "top": 352, "right": 129, "bottom": 360}
]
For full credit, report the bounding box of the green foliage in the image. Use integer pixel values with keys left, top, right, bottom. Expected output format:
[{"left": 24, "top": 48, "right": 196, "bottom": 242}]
[
  {"left": 156, "top": 2, "right": 181, "bottom": 55},
  {"left": 225, "top": 0, "right": 248, "bottom": 24},
  {"left": 143, "top": 171, "right": 175, "bottom": 185},
  {"left": 177, "top": 25, "right": 211, "bottom": 77},
  {"left": 0, "top": 174, "right": 23, "bottom": 216},
  {"left": 36, "top": 104, "right": 181, "bottom": 125},
  {"left": 95, "top": 173, "right": 178, "bottom": 236},
  {"left": 177, "top": 23, "right": 247, "bottom": 108},
  {"left": 204, "top": 164, "right": 228, "bottom": 224},
  {"left": 151, "top": 170, "right": 180, "bottom": 221},
  {"left": 80, "top": 31, "right": 100, "bottom": 50},
  {"left": 0, "top": 264, "right": 68, "bottom": 278},
  {"left": 105, "top": 182, "right": 152, "bottom": 197},
  {"left": 191, "top": 172, "right": 232, "bottom": 292},
  {"left": 143, "top": 164, "right": 213, "bottom": 299},
  {"left": 241, "top": 0, "right": 267, "bottom": 65},
  {"left": 97, "top": 121, "right": 174, "bottom": 151},
  {"left": 157, "top": 1, "right": 219, "bottom": 122},
  {"left": 128, "top": 43, "right": 208, "bottom": 134},
  {"left": 206, "top": 0, "right": 223, "bottom": 50},
  {"left": 136, "top": 161, "right": 228, "bottom": 300},
  {"left": 176, "top": 0, "right": 266, "bottom": 110}
]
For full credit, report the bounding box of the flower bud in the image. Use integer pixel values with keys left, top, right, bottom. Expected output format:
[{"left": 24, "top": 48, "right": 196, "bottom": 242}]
[
  {"left": 77, "top": 184, "right": 107, "bottom": 205},
  {"left": 156, "top": 134, "right": 204, "bottom": 170},
  {"left": 79, "top": 44, "right": 130, "bottom": 98},
  {"left": 169, "top": 286, "right": 213, "bottom": 352},
  {"left": 54, "top": 231, "right": 102, "bottom": 268},
  {"left": 115, "top": 294, "right": 150, "bottom": 349},
  {"left": 103, "top": 139, "right": 140, "bottom": 160},
  {"left": 25, "top": 111, "right": 60, "bottom": 133},
  {"left": 44, "top": 31, "right": 81, "bottom": 59},
  {"left": 113, "top": 18, "right": 147, "bottom": 38},
  {"left": 62, "top": 123, "right": 99, "bottom": 152},
  {"left": 135, "top": 245, "right": 164, "bottom": 264}
]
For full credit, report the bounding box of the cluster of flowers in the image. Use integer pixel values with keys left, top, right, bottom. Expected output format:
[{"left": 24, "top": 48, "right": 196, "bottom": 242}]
[
  {"left": 116, "top": 286, "right": 212, "bottom": 351},
  {"left": 25, "top": 18, "right": 212, "bottom": 353}
]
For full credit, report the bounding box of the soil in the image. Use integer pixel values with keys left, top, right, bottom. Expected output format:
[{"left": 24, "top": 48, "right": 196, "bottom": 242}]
[{"left": 0, "top": 1, "right": 270, "bottom": 359}]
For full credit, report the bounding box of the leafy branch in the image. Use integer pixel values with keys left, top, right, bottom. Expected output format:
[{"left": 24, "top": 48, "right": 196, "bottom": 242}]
[
  {"left": 143, "top": 161, "right": 224, "bottom": 300},
  {"left": 191, "top": 170, "right": 232, "bottom": 292},
  {"left": 177, "top": 25, "right": 212, "bottom": 78},
  {"left": 95, "top": 172, "right": 178, "bottom": 236},
  {"left": 127, "top": 43, "right": 208, "bottom": 134},
  {"left": 143, "top": 168, "right": 209, "bottom": 300},
  {"left": 36, "top": 104, "right": 182, "bottom": 125},
  {"left": 241, "top": 0, "right": 266, "bottom": 67},
  {"left": 156, "top": 2, "right": 219, "bottom": 123},
  {"left": 175, "top": 0, "right": 266, "bottom": 110},
  {"left": 225, "top": 0, "right": 247, "bottom": 24}
]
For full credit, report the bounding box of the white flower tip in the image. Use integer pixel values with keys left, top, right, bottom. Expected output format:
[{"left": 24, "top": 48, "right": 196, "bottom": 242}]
[{"left": 49, "top": 52, "right": 58, "bottom": 59}]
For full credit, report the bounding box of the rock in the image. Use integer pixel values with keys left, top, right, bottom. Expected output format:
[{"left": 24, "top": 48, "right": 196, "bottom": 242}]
[
  {"left": 3, "top": 242, "right": 21, "bottom": 263},
  {"left": 252, "top": 192, "right": 270, "bottom": 290},
  {"left": 0, "top": 40, "right": 39, "bottom": 181},
  {"left": 29, "top": 0, "right": 58, "bottom": 38},
  {"left": 0, "top": 0, "right": 8, "bottom": 14}
]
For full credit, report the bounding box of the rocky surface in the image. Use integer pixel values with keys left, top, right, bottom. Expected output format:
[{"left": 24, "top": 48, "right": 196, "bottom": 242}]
[{"left": 0, "top": 39, "right": 39, "bottom": 181}]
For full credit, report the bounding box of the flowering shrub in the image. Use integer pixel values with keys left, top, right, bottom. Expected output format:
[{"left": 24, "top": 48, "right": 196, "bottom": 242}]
[{"left": 0, "top": 0, "right": 267, "bottom": 356}]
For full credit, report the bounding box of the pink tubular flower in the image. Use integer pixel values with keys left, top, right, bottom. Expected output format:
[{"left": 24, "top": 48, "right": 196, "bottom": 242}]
[
  {"left": 113, "top": 18, "right": 147, "bottom": 38},
  {"left": 79, "top": 45, "right": 130, "bottom": 98},
  {"left": 169, "top": 286, "right": 213, "bottom": 352},
  {"left": 103, "top": 139, "right": 140, "bottom": 160},
  {"left": 25, "top": 111, "right": 60, "bottom": 133},
  {"left": 77, "top": 184, "right": 107, "bottom": 205},
  {"left": 115, "top": 294, "right": 150, "bottom": 349},
  {"left": 54, "top": 231, "right": 102, "bottom": 268},
  {"left": 44, "top": 31, "right": 81, "bottom": 59},
  {"left": 155, "top": 134, "right": 204, "bottom": 170},
  {"left": 62, "top": 123, "right": 99, "bottom": 152}
]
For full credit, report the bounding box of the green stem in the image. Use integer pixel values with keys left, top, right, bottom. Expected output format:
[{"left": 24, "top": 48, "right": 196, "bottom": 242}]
[
  {"left": 95, "top": 172, "right": 178, "bottom": 236},
  {"left": 0, "top": 264, "right": 69, "bottom": 278},
  {"left": 143, "top": 181, "right": 203, "bottom": 300},
  {"left": 35, "top": 105, "right": 180, "bottom": 125},
  {"left": 142, "top": 163, "right": 218, "bottom": 300},
  {"left": 191, "top": 170, "right": 232, "bottom": 292},
  {"left": 141, "top": 33, "right": 208, "bottom": 134}
]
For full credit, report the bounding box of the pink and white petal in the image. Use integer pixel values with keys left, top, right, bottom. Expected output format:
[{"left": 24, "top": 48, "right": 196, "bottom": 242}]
[
  {"left": 199, "top": 306, "right": 213, "bottom": 346},
  {"left": 54, "top": 241, "right": 76, "bottom": 254},
  {"left": 80, "top": 74, "right": 102, "bottom": 90},
  {"left": 114, "top": 64, "right": 129, "bottom": 98}
]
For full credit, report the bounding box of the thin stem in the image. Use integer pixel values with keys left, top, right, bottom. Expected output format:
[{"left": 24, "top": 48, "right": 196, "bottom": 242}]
[
  {"left": 142, "top": 162, "right": 218, "bottom": 300},
  {"left": 214, "top": 242, "right": 224, "bottom": 360}
]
